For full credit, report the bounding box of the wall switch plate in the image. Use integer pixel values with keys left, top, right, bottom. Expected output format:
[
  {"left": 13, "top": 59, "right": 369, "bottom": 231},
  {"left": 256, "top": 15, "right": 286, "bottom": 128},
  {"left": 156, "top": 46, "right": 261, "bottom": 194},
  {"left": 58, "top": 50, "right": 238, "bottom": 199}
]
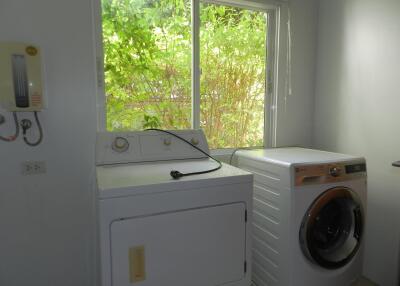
[{"left": 21, "top": 161, "right": 46, "bottom": 175}]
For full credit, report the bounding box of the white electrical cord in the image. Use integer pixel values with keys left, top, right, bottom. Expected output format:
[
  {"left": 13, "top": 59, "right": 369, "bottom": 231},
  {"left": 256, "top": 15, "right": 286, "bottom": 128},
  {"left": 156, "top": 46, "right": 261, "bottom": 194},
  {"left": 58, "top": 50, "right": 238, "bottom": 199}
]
[{"left": 284, "top": 4, "right": 293, "bottom": 111}]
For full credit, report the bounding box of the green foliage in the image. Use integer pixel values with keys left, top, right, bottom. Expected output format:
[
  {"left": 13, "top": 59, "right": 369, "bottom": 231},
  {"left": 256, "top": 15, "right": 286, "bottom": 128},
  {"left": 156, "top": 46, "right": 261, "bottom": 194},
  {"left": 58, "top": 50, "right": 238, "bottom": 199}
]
[
  {"left": 102, "top": 0, "right": 267, "bottom": 148},
  {"left": 199, "top": 3, "right": 266, "bottom": 148},
  {"left": 102, "top": 0, "right": 192, "bottom": 131},
  {"left": 143, "top": 114, "right": 161, "bottom": 129}
]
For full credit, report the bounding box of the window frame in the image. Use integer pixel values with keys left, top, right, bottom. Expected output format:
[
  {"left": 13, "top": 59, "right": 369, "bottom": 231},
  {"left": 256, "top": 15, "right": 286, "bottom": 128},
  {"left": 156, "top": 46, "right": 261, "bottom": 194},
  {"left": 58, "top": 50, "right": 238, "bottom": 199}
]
[{"left": 93, "top": 0, "right": 283, "bottom": 150}]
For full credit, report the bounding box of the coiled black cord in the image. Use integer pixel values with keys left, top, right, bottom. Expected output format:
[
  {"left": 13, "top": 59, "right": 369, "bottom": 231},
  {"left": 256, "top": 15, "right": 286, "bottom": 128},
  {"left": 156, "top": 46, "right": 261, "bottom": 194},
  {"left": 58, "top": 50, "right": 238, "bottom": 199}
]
[
  {"left": 23, "top": 111, "right": 43, "bottom": 147},
  {"left": 0, "top": 112, "right": 20, "bottom": 142},
  {"left": 144, "top": 128, "right": 222, "bottom": 179}
]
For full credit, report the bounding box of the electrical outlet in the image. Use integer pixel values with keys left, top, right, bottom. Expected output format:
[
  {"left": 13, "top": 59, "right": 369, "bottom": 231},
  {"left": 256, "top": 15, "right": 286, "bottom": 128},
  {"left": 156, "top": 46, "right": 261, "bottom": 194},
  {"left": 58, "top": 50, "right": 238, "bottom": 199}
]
[{"left": 21, "top": 161, "right": 46, "bottom": 175}]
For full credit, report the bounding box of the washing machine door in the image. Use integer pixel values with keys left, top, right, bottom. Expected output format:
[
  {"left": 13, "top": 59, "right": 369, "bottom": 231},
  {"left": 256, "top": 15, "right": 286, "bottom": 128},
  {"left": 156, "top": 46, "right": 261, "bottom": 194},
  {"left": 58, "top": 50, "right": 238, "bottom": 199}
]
[{"left": 299, "top": 187, "right": 364, "bottom": 269}]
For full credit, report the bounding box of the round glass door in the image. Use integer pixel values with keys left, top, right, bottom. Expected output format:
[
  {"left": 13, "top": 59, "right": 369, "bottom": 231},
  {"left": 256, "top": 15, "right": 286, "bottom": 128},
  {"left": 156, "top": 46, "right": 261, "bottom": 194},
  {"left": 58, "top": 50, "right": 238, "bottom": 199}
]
[{"left": 299, "top": 187, "right": 364, "bottom": 269}]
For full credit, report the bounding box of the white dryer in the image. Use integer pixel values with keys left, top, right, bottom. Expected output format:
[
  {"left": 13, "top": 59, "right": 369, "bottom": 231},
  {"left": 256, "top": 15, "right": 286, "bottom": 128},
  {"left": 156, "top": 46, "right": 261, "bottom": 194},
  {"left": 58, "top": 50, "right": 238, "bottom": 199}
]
[
  {"left": 96, "top": 129, "right": 253, "bottom": 286},
  {"left": 236, "top": 148, "right": 367, "bottom": 286}
]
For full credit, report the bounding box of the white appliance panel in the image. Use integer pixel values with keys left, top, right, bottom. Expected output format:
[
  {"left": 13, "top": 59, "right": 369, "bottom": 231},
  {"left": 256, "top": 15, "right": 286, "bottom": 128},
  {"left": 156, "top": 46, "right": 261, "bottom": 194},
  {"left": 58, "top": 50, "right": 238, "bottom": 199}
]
[
  {"left": 96, "top": 159, "right": 252, "bottom": 199},
  {"left": 237, "top": 148, "right": 362, "bottom": 166},
  {"left": 236, "top": 148, "right": 367, "bottom": 286},
  {"left": 96, "top": 130, "right": 253, "bottom": 286},
  {"left": 111, "top": 203, "right": 247, "bottom": 286},
  {"left": 96, "top": 130, "right": 209, "bottom": 165}
]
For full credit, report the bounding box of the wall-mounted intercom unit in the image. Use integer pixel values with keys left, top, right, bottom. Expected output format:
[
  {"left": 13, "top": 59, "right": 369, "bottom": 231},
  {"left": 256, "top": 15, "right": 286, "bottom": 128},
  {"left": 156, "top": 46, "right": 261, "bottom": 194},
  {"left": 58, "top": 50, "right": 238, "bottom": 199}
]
[
  {"left": 0, "top": 43, "right": 45, "bottom": 146},
  {"left": 0, "top": 43, "right": 44, "bottom": 111}
]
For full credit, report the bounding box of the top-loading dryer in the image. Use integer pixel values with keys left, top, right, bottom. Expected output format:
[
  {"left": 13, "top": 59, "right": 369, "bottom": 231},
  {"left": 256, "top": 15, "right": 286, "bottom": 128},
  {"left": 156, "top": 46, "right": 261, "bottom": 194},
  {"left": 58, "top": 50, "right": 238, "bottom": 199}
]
[{"left": 96, "top": 129, "right": 253, "bottom": 286}]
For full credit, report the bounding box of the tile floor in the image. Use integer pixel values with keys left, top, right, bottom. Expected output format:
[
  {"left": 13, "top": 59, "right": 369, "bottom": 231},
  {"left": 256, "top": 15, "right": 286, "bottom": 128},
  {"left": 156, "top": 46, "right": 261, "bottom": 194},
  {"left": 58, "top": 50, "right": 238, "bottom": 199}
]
[
  {"left": 353, "top": 277, "right": 378, "bottom": 286},
  {"left": 251, "top": 276, "right": 378, "bottom": 286}
]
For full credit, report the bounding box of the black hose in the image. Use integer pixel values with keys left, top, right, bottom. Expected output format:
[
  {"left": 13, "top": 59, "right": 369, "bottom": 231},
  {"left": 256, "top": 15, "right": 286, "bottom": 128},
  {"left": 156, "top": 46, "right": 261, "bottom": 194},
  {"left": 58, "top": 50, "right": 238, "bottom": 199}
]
[{"left": 23, "top": 111, "right": 43, "bottom": 147}]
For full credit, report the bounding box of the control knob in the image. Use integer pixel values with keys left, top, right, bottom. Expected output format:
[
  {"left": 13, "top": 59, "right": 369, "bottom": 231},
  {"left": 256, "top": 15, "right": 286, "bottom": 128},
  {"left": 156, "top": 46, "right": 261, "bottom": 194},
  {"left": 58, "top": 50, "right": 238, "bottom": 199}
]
[
  {"left": 329, "top": 166, "right": 341, "bottom": 177},
  {"left": 112, "top": 136, "right": 129, "bottom": 153}
]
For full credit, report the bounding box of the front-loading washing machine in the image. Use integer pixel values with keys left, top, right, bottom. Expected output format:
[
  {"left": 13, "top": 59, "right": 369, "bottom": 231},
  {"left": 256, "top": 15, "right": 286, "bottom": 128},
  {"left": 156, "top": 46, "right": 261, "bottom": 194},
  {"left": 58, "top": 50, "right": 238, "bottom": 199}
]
[
  {"left": 236, "top": 148, "right": 367, "bottom": 286},
  {"left": 96, "top": 129, "right": 253, "bottom": 286}
]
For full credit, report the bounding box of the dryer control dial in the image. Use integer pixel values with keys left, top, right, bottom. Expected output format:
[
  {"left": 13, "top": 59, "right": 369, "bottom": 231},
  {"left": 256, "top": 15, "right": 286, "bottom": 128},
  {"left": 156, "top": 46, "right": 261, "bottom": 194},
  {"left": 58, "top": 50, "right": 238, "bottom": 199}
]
[
  {"left": 163, "top": 137, "right": 172, "bottom": 146},
  {"left": 329, "top": 166, "right": 341, "bottom": 177},
  {"left": 112, "top": 136, "right": 129, "bottom": 153}
]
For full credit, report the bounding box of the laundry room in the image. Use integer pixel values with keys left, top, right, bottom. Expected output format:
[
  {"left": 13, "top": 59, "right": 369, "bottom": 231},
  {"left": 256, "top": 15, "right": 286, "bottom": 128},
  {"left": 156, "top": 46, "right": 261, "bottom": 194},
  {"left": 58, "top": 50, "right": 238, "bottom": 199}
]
[{"left": 0, "top": 0, "right": 399, "bottom": 286}]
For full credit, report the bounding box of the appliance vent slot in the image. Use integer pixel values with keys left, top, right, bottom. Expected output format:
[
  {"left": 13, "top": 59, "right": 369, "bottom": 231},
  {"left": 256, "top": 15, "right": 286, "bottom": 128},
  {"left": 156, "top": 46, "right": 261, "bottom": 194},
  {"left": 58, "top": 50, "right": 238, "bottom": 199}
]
[{"left": 11, "top": 54, "right": 29, "bottom": 108}]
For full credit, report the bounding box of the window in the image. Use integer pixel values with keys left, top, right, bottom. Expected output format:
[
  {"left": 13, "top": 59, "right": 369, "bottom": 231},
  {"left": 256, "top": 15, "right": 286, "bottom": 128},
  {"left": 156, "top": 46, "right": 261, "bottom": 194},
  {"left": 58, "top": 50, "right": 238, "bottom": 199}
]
[
  {"left": 101, "top": 0, "right": 192, "bottom": 130},
  {"left": 99, "top": 0, "right": 277, "bottom": 149},
  {"left": 199, "top": 3, "right": 267, "bottom": 148}
]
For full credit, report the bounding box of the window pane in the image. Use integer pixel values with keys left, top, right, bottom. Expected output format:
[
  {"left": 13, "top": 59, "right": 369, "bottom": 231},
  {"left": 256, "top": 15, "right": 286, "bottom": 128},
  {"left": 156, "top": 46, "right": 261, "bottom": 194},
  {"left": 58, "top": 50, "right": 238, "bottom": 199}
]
[
  {"left": 102, "top": 0, "right": 192, "bottom": 131},
  {"left": 200, "top": 4, "right": 267, "bottom": 149}
]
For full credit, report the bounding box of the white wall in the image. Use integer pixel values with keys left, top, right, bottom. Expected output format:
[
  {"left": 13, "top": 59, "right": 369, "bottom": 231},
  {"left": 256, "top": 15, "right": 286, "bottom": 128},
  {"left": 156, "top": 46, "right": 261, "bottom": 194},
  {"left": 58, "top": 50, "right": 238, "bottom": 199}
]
[
  {"left": 0, "top": 0, "right": 317, "bottom": 285},
  {"left": 0, "top": 0, "right": 97, "bottom": 285},
  {"left": 313, "top": 0, "right": 400, "bottom": 285},
  {"left": 275, "top": 0, "right": 318, "bottom": 148}
]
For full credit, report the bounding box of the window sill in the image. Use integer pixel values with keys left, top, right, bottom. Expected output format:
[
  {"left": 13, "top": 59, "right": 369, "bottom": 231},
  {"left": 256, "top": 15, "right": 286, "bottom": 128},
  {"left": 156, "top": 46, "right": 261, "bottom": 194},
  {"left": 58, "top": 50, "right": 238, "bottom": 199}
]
[{"left": 211, "top": 147, "right": 263, "bottom": 165}]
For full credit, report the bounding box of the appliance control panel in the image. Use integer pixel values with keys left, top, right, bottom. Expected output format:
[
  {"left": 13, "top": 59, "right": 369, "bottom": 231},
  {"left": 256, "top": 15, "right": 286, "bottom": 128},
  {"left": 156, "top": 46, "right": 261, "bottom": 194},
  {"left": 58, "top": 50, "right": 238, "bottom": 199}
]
[
  {"left": 96, "top": 129, "right": 210, "bottom": 165},
  {"left": 294, "top": 161, "right": 366, "bottom": 186}
]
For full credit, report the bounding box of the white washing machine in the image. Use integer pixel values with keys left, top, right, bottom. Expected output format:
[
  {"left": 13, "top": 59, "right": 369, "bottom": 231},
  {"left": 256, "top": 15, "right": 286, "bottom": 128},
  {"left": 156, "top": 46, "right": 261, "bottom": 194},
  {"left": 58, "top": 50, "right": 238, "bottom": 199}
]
[
  {"left": 96, "top": 129, "right": 253, "bottom": 286},
  {"left": 236, "top": 148, "right": 367, "bottom": 286}
]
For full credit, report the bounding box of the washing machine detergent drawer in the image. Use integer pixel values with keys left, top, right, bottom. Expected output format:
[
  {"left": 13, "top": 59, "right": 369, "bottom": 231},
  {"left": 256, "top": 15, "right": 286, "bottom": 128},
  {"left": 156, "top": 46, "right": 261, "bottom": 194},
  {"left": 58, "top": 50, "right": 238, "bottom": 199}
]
[{"left": 110, "top": 203, "right": 247, "bottom": 286}]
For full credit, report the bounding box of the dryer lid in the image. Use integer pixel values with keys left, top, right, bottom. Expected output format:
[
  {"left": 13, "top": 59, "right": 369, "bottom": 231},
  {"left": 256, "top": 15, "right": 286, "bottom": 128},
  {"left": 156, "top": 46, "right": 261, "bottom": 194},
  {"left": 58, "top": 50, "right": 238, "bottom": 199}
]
[{"left": 96, "top": 159, "right": 252, "bottom": 199}]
